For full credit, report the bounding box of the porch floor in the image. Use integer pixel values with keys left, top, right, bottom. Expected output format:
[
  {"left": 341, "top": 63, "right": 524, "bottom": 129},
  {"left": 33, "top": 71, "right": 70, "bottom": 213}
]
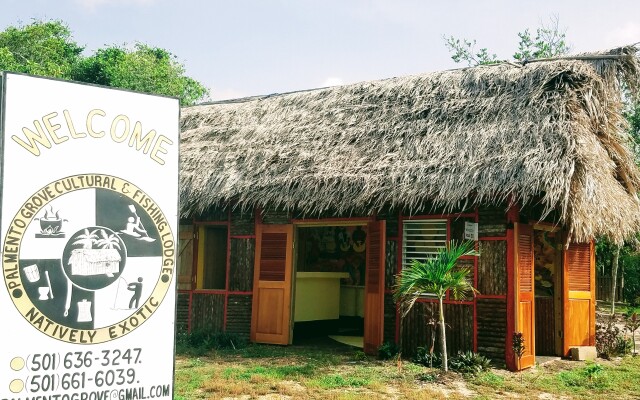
[
  {"left": 328, "top": 335, "right": 363, "bottom": 348},
  {"left": 536, "top": 355, "right": 561, "bottom": 366}
]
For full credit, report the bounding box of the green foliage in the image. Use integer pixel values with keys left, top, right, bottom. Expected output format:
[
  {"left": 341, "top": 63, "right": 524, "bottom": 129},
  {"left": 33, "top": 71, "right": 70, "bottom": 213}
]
[
  {"left": 377, "top": 341, "right": 400, "bottom": 360},
  {"left": 0, "top": 19, "right": 208, "bottom": 105},
  {"left": 416, "top": 372, "right": 439, "bottom": 382},
  {"left": 352, "top": 350, "right": 368, "bottom": 361},
  {"left": 394, "top": 240, "right": 478, "bottom": 372},
  {"left": 597, "top": 237, "right": 640, "bottom": 305},
  {"left": 512, "top": 16, "right": 569, "bottom": 62},
  {"left": 73, "top": 43, "right": 209, "bottom": 106},
  {"left": 413, "top": 346, "right": 441, "bottom": 368},
  {"left": 472, "top": 371, "right": 504, "bottom": 388},
  {"left": 309, "top": 374, "right": 370, "bottom": 389},
  {"left": 448, "top": 351, "right": 492, "bottom": 375},
  {"left": 0, "top": 19, "right": 83, "bottom": 78},
  {"left": 444, "top": 16, "right": 569, "bottom": 67},
  {"left": 624, "top": 101, "right": 640, "bottom": 162},
  {"left": 394, "top": 240, "right": 478, "bottom": 311},
  {"left": 556, "top": 362, "right": 610, "bottom": 390},
  {"left": 622, "top": 253, "right": 640, "bottom": 305},
  {"left": 443, "top": 37, "right": 498, "bottom": 66},
  {"left": 223, "top": 364, "right": 315, "bottom": 381},
  {"left": 512, "top": 331, "right": 526, "bottom": 368},
  {"left": 624, "top": 308, "right": 640, "bottom": 354},
  {"left": 175, "top": 328, "right": 246, "bottom": 355}
]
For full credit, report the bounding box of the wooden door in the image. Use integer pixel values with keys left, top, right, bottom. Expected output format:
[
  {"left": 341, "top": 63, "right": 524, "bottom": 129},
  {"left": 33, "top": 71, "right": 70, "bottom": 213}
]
[
  {"left": 563, "top": 241, "right": 595, "bottom": 356},
  {"left": 251, "top": 224, "right": 294, "bottom": 345},
  {"left": 363, "top": 220, "right": 386, "bottom": 355},
  {"left": 178, "top": 225, "right": 195, "bottom": 290},
  {"left": 514, "top": 223, "right": 535, "bottom": 369}
]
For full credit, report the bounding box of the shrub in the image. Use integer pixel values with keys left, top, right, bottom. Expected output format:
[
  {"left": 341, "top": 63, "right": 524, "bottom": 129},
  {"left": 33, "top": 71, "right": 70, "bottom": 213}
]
[
  {"left": 413, "top": 346, "right": 441, "bottom": 368},
  {"left": 448, "top": 351, "right": 492, "bottom": 375},
  {"left": 378, "top": 341, "right": 400, "bottom": 360},
  {"left": 175, "top": 329, "right": 246, "bottom": 355},
  {"left": 596, "top": 317, "right": 631, "bottom": 358},
  {"left": 624, "top": 308, "right": 640, "bottom": 354}
]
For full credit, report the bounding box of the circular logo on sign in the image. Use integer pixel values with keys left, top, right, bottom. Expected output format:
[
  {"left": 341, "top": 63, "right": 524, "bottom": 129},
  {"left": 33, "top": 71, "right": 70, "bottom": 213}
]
[{"left": 2, "top": 174, "right": 175, "bottom": 344}]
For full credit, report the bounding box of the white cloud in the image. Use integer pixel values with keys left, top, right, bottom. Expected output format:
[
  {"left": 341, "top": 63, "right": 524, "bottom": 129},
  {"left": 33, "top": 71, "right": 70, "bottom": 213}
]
[
  {"left": 321, "top": 77, "right": 344, "bottom": 87},
  {"left": 74, "top": 0, "right": 156, "bottom": 12}
]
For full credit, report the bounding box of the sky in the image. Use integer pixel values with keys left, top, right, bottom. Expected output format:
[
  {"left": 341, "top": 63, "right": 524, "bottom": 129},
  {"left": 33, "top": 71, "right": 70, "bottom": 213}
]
[{"left": 1, "top": 0, "right": 639, "bottom": 101}]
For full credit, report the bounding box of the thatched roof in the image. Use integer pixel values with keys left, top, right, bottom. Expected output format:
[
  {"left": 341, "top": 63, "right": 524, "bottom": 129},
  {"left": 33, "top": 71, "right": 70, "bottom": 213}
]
[{"left": 180, "top": 46, "right": 640, "bottom": 243}]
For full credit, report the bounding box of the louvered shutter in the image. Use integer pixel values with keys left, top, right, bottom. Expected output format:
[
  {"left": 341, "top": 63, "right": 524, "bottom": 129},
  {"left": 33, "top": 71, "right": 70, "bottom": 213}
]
[
  {"left": 563, "top": 241, "right": 595, "bottom": 356},
  {"left": 251, "top": 224, "right": 293, "bottom": 345},
  {"left": 514, "top": 223, "right": 535, "bottom": 369},
  {"left": 363, "top": 220, "right": 386, "bottom": 355}
]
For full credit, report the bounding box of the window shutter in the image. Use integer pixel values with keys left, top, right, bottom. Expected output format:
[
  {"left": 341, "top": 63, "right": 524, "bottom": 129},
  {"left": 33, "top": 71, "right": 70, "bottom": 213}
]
[{"left": 258, "top": 232, "right": 288, "bottom": 281}]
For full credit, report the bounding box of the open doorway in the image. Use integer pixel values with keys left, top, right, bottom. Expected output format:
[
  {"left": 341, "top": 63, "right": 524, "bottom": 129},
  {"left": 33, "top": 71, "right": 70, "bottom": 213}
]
[
  {"left": 292, "top": 224, "right": 368, "bottom": 348},
  {"left": 533, "top": 227, "right": 563, "bottom": 356}
]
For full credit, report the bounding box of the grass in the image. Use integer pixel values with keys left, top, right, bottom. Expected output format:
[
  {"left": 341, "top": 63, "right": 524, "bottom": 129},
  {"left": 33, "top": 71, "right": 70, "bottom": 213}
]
[{"left": 174, "top": 341, "right": 640, "bottom": 399}]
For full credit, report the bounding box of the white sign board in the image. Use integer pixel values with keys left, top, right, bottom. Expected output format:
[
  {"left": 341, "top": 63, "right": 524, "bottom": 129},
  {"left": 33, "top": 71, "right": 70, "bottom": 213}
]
[
  {"left": 464, "top": 221, "right": 478, "bottom": 241},
  {"left": 1, "top": 73, "right": 179, "bottom": 400}
]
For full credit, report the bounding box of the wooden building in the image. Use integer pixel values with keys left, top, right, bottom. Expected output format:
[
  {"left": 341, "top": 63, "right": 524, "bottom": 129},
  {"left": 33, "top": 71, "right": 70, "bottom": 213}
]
[{"left": 177, "top": 46, "right": 640, "bottom": 370}]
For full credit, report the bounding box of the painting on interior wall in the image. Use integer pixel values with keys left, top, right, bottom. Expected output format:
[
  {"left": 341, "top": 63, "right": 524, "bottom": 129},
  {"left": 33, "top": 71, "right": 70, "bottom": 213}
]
[
  {"left": 534, "top": 230, "right": 558, "bottom": 297},
  {"left": 301, "top": 226, "right": 366, "bottom": 286}
]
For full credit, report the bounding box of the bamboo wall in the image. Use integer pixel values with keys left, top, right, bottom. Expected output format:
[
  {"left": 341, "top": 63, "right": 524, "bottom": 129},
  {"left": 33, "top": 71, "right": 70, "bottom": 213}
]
[
  {"left": 230, "top": 238, "right": 255, "bottom": 292},
  {"left": 180, "top": 203, "right": 512, "bottom": 363},
  {"left": 400, "top": 302, "right": 474, "bottom": 357},
  {"left": 226, "top": 294, "right": 252, "bottom": 338},
  {"left": 190, "top": 293, "right": 225, "bottom": 332},
  {"left": 176, "top": 292, "right": 190, "bottom": 332},
  {"left": 478, "top": 241, "right": 507, "bottom": 295},
  {"left": 476, "top": 298, "right": 507, "bottom": 362}
]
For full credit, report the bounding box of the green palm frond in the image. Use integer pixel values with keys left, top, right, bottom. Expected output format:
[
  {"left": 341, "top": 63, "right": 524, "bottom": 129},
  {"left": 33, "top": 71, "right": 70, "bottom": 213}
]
[{"left": 393, "top": 240, "right": 479, "bottom": 315}]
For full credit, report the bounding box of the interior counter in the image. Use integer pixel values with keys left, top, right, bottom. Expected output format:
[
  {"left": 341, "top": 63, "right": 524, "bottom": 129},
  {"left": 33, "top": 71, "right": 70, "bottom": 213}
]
[{"left": 294, "top": 272, "right": 349, "bottom": 322}]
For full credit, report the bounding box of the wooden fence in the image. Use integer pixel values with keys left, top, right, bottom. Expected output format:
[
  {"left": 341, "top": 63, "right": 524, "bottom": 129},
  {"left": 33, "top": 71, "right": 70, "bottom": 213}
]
[{"left": 596, "top": 275, "right": 623, "bottom": 302}]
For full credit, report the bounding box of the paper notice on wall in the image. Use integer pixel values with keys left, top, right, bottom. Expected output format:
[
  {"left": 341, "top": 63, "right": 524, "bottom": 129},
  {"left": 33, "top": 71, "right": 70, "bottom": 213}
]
[{"left": 464, "top": 221, "right": 478, "bottom": 241}]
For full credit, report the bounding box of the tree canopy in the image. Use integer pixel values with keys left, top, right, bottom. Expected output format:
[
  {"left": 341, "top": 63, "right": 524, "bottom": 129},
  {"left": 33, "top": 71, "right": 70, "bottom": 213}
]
[
  {"left": 0, "top": 19, "right": 208, "bottom": 105},
  {"left": 444, "top": 16, "right": 569, "bottom": 66}
]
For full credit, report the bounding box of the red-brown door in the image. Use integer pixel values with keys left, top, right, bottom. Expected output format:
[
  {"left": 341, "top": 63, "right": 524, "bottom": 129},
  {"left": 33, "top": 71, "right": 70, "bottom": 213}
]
[
  {"left": 251, "top": 224, "right": 294, "bottom": 345},
  {"left": 563, "top": 241, "right": 595, "bottom": 356},
  {"left": 363, "top": 220, "right": 386, "bottom": 355},
  {"left": 514, "top": 223, "right": 535, "bottom": 369}
]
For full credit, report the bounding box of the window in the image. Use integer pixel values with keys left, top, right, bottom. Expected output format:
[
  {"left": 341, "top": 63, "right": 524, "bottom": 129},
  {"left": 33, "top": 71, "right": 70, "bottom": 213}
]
[
  {"left": 402, "top": 219, "right": 447, "bottom": 268},
  {"left": 200, "top": 225, "right": 228, "bottom": 289}
]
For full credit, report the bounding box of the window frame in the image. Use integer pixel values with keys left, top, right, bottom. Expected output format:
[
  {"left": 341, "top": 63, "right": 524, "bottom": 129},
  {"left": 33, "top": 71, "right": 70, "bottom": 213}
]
[{"left": 401, "top": 218, "right": 449, "bottom": 269}]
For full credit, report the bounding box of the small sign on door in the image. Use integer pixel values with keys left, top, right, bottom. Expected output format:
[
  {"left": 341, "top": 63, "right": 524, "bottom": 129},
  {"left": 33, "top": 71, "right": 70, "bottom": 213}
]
[{"left": 464, "top": 221, "right": 478, "bottom": 241}]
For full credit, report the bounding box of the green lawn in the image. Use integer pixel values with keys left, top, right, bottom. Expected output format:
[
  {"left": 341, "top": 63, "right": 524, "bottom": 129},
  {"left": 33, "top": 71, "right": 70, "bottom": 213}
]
[{"left": 174, "top": 343, "right": 640, "bottom": 399}]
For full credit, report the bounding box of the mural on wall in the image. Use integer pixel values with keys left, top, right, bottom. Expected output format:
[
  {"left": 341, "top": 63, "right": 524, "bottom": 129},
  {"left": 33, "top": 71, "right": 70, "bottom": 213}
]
[
  {"left": 299, "top": 226, "right": 366, "bottom": 286},
  {"left": 534, "top": 230, "right": 559, "bottom": 297}
]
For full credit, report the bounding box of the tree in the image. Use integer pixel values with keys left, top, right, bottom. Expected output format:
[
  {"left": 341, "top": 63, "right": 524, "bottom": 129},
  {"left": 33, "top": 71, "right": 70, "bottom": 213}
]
[
  {"left": 0, "top": 19, "right": 83, "bottom": 78},
  {"left": 0, "top": 19, "right": 209, "bottom": 105},
  {"left": 73, "top": 44, "right": 209, "bottom": 106},
  {"left": 393, "top": 241, "right": 478, "bottom": 372},
  {"left": 444, "top": 16, "right": 569, "bottom": 67}
]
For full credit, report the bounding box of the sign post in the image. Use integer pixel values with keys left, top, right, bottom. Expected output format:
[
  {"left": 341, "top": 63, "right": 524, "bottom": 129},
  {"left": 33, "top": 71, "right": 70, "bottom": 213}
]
[{"left": 0, "top": 73, "right": 179, "bottom": 400}]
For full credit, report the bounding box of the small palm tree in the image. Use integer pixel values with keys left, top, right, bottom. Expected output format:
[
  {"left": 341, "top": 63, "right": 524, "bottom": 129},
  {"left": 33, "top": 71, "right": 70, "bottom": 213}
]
[
  {"left": 73, "top": 228, "right": 98, "bottom": 249},
  {"left": 96, "top": 229, "right": 121, "bottom": 250},
  {"left": 394, "top": 240, "right": 479, "bottom": 372}
]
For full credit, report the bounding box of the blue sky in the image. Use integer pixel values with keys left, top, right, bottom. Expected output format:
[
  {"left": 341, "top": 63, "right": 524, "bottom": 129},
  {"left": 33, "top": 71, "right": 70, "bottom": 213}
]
[{"left": 2, "top": 0, "right": 639, "bottom": 101}]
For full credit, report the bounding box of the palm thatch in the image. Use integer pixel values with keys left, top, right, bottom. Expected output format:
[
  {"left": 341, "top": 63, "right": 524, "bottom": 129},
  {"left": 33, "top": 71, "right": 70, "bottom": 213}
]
[{"left": 180, "top": 46, "right": 640, "bottom": 243}]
